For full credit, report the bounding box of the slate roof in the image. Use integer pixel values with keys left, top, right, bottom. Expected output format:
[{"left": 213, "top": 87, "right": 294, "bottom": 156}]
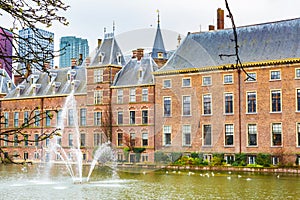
[
  {"left": 151, "top": 22, "right": 167, "bottom": 59},
  {"left": 160, "top": 18, "right": 300, "bottom": 72},
  {"left": 4, "top": 66, "right": 86, "bottom": 99},
  {"left": 90, "top": 35, "right": 126, "bottom": 66},
  {"left": 112, "top": 56, "right": 158, "bottom": 87}
]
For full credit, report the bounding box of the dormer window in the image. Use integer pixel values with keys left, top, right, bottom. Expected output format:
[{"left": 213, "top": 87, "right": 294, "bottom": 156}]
[
  {"left": 49, "top": 72, "right": 57, "bottom": 83},
  {"left": 16, "top": 85, "right": 25, "bottom": 97},
  {"left": 71, "top": 80, "right": 80, "bottom": 91},
  {"left": 6, "top": 80, "right": 12, "bottom": 91},
  {"left": 98, "top": 52, "right": 105, "bottom": 64},
  {"left": 157, "top": 52, "right": 163, "bottom": 59},
  {"left": 32, "top": 84, "right": 41, "bottom": 96},
  {"left": 52, "top": 82, "right": 61, "bottom": 94},
  {"left": 117, "top": 52, "right": 122, "bottom": 65},
  {"left": 67, "top": 70, "right": 76, "bottom": 81}
]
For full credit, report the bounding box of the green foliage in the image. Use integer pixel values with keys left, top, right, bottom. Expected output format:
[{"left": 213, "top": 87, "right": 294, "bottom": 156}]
[
  {"left": 170, "top": 152, "right": 182, "bottom": 162},
  {"left": 232, "top": 153, "right": 247, "bottom": 166},
  {"left": 256, "top": 153, "right": 271, "bottom": 167},
  {"left": 211, "top": 153, "right": 225, "bottom": 166},
  {"left": 154, "top": 151, "right": 170, "bottom": 163}
]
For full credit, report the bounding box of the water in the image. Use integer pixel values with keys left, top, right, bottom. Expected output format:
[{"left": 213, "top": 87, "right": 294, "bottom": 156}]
[{"left": 1, "top": 164, "right": 300, "bottom": 200}]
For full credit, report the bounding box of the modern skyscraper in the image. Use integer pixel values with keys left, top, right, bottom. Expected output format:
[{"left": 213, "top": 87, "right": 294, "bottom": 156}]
[
  {"left": 59, "top": 36, "right": 89, "bottom": 68},
  {"left": 19, "top": 28, "right": 54, "bottom": 72},
  {"left": 0, "top": 28, "right": 13, "bottom": 78}
]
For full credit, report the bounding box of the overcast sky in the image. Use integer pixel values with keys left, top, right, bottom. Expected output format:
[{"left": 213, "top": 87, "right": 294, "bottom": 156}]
[{"left": 3, "top": 0, "right": 300, "bottom": 65}]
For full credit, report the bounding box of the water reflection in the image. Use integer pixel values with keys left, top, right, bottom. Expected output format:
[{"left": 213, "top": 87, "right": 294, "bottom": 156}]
[{"left": 0, "top": 164, "right": 299, "bottom": 200}]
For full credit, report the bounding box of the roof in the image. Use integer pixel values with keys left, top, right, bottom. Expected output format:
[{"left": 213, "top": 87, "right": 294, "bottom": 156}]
[
  {"left": 112, "top": 56, "right": 158, "bottom": 87},
  {"left": 151, "top": 22, "right": 167, "bottom": 59},
  {"left": 90, "top": 35, "right": 126, "bottom": 66},
  {"left": 4, "top": 66, "right": 86, "bottom": 99},
  {"left": 0, "top": 69, "right": 15, "bottom": 94},
  {"left": 159, "top": 18, "right": 300, "bottom": 72}
]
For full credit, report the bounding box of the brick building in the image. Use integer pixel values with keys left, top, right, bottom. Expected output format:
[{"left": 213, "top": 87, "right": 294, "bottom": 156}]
[{"left": 153, "top": 16, "right": 300, "bottom": 165}]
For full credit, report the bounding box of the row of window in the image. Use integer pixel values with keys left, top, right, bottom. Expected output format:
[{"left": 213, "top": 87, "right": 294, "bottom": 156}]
[
  {"left": 162, "top": 123, "right": 300, "bottom": 147},
  {"left": 117, "top": 110, "right": 148, "bottom": 125},
  {"left": 162, "top": 69, "right": 300, "bottom": 88},
  {"left": 117, "top": 132, "right": 149, "bottom": 147},
  {"left": 163, "top": 89, "right": 300, "bottom": 117}
]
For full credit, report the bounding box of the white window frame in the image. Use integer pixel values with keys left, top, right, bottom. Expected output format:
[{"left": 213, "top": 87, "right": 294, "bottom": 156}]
[
  {"left": 203, "top": 124, "right": 212, "bottom": 146},
  {"left": 163, "top": 125, "right": 171, "bottom": 146},
  {"left": 223, "top": 74, "right": 233, "bottom": 84},
  {"left": 271, "top": 123, "right": 282, "bottom": 147},
  {"left": 270, "top": 70, "right": 281, "bottom": 81},
  {"left": 130, "top": 88, "right": 136, "bottom": 102},
  {"left": 246, "top": 72, "right": 257, "bottom": 82},
  {"left": 142, "top": 88, "right": 148, "bottom": 102},
  {"left": 182, "top": 77, "right": 191, "bottom": 87},
  {"left": 182, "top": 125, "right": 191, "bottom": 146},
  {"left": 203, "top": 94, "right": 212, "bottom": 115},
  {"left": 163, "top": 79, "right": 171, "bottom": 88},
  {"left": 247, "top": 124, "right": 257, "bottom": 147},
  {"left": 182, "top": 95, "right": 191, "bottom": 116},
  {"left": 202, "top": 76, "right": 212, "bottom": 86},
  {"left": 94, "top": 68, "right": 103, "bottom": 83}
]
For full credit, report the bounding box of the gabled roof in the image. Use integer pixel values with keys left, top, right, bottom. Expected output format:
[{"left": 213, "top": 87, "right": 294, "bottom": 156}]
[
  {"left": 151, "top": 14, "right": 167, "bottom": 59},
  {"left": 112, "top": 56, "right": 158, "bottom": 87},
  {"left": 4, "top": 66, "right": 86, "bottom": 99},
  {"left": 90, "top": 34, "right": 126, "bottom": 66},
  {"left": 158, "top": 18, "right": 300, "bottom": 72}
]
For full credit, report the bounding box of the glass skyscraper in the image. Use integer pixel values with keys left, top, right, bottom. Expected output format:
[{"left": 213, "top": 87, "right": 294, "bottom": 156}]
[
  {"left": 19, "top": 28, "right": 54, "bottom": 72},
  {"left": 59, "top": 36, "right": 89, "bottom": 68}
]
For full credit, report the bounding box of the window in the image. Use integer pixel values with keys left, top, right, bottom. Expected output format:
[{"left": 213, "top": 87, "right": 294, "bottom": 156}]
[
  {"left": 297, "top": 89, "right": 300, "bottom": 111},
  {"left": 248, "top": 124, "right": 257, "bottom": 146},
  {"left": 80, "top": 108, "right": 87, "bottom": 126},
  {"left": 24, "top": 111, "right": 29, "bottom": 126},
  {"left": 203, "top": 94, "right": 212, "bottom": 115},
  {"left": 56, "top": 109, "right": 62, "bottom": 127},
  {"left": 272, "top": 157, "right": 279, "bottom": 165},
  {"left": 225, "top": 124, "right": 234, "bottom": 146},
  {"left": 34, "top": 110, "right": 40, "bottom": 127},
  {"left": 142, "top": 133, "right": 148, "bottom": 146},
  {"left": 247, "top": 92, "right": 257, "bottom": 113},
  {"left": 94, "top": 90, "right": 103, "bottom": 104},
  {"left": 163, "top": 126, "right": 171, "bottom": 146},
  {"left": 45, "top": 110, "right": 51, "bottom": 127},
  {"left": 94, "top": 69, "right": 103, "bottom": 83},
  {"left": 203, "top": 124, "right": 212, "bottom": 146},
  {"left": 224, "top": 93, "right": 233, "bottom": 114},
  {"left": 3, "top": 134, "right": 8, "bottom": 146},
  {"left": 4, "top": 112, "right": 8, "bottom": 128},
  {"left": 246, "top": 72, "right": 256, "bottom": 82},
  {"left": 182, "top": 125, "right": 191, "bottom": 146},
  {"left": 34, "top": 152, "right": 39, "bottom": 159},
  {"left": 130, "top": 133, "right": 135, "bottom": 147},
  {"left": 68, "top": 134, "right": 73, "bottom": 147},
  {"left": 130, "top": 111, "right": 135, "bottom": 124},
  {"left": 202, "top": 76, "right": 212, "bottom": 86},
  {"left": 164, "top": 97, "right": 171, "bottom": 117},
  {"left": 22, "top": 134, "right": 27, "bottom": 146},
  {"left": 182, "top": 78, "right": 191, "bottom": 87},
  {"left": 56, "top": 137, "right": 62, "bottom": 146},
  {"left": 117, "top": 133, "right": 123, "bottom": 146},
  {"left": 94, "top": 112, "right": 102, "bottom": 126},
  {"left": 224, "top": 74, "right": 233, "bottom": 84},
  {"left": 271, "top": 90, "right": 281, "bottom": 112},
  {"left": 142, "top": 110, "right": 148, "bottom": 124},
  {"left": 14, "top": 112, "right": 19, "bottom": 127},
  {"left": 297, "top": 123, "right": 300, "bottom": 147},
  {"left": 94, "top": 133, "right": 102, "bottom": 146},
  {"left": 80, "top": 133, "right": 85, "bottom": 147},
  {"left": 163, "top": 80, "right": 171, "bottom": 88},
  {"left": 225, "top": 155, "right": 235, "bottom": 164},
  {"left": 182, "top": 96, "right": 191, "bottom": 116},
  {"left": 130, "top": 88, "right": 136, "bottom": 102},
  {"left": 68, "top": 109, "right": 74, "bottom": 126},
  {"left": 14, "top": 134, "right": 18, "bottom": 146},
  {"left": 117, "top": 111, "right": 123, "bottom": 125},
  {"left": 142, "top": 88, "right": 148, "bottom": 102},
  {"left": 270, "top": 70, "right": 280, "bottom": 80},
  {"left": 34, "top": 134, "right": 39, "bottom": 146},
  {"left": 46, "top": 138, "right": 50, "bottom": 147},
  {"left": 296, "top": 69, "right": 300, "bottom": 79},
  {"left": 272, "top": 123, "right": 282, "bottom": 146},
  {"left": 248, "top": 155, "right": 256, "bottom": 164},
  {"left": 117, "top": 89, "right": 123, "bottom": 104}
]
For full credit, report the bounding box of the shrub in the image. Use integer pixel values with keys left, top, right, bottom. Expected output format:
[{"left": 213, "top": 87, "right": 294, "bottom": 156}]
[
  {"left": 154, "top": 151, "right": 170, "bottom": 163},
  {"left": 256, "top": 153, "right": 271, "bottom": 167},
  {"left": 232, "top": 153, "right": 247, "bottom": 166}
]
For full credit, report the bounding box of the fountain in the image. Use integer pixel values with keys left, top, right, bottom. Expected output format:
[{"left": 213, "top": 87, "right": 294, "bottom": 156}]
[{"left": 46, "top": 91, "right": 116, "bottom": 183}]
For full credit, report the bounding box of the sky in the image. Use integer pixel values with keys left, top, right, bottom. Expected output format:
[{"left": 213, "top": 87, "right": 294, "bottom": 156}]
[{"left": 2, "top": 0, "right": 300, "bottom": 66}]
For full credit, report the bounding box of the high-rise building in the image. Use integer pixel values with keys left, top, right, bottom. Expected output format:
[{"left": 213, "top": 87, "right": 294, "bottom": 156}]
[
  {"left": 19, "top": 28, "right": 54, "bottom": 71},
  {"left": 0, "top": 28, "right": 13, "bottom": 78},
  {"left": 59, "top": 36, "right": 89, "bottom": 68}
]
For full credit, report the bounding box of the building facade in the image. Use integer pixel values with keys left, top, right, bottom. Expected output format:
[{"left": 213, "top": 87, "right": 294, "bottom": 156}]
[
  {"left": 59, "top": 36, "right": 89, "bottom": 68},
  {"left": 0, "top": 28, "right": 13, "bottom": 78},
  {"left": 19, "top": 28, "right": 54, "bottom": 71}
]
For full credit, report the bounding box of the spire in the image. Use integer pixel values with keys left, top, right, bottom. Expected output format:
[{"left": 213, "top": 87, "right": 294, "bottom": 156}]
[{"left": 151, "top": 10, "right": 167, "bottom": 59}]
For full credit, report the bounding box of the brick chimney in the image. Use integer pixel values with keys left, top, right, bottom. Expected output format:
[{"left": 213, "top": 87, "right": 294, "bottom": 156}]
[
  {"left": 97, "top": 39, "right": 102, "bottom": 48},
  {"left": 132, "top": 49, "right": 137, "bottom": 59},
  {"left": 217, "top": 8, "right": 224, "bottom": 30},
  {"left": 209, "top": 25, "right": 215, "bottom": 31},
  {"left": 136, "top": 48, "right": 144, "bottom": 61}
]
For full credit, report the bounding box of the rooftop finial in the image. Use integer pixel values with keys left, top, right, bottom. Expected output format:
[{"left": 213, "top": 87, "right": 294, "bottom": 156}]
[
  {"left": 156, "top": 9, "right": 160, "bottom": 25},
  {"left": 113, "top": 21, "right": 115, "bottom": 33}
]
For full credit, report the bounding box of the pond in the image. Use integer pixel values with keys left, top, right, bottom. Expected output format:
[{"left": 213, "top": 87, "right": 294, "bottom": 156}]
[{"left": 0, "top": 164, "right": 299, "bottom": 199}]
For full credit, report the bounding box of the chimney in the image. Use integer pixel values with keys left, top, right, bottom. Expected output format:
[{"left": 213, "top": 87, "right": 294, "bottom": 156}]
[
  {"left": 132, "top": 49, "right": 137, "bottom": 59},
  {"left": 71, "top": 58, "right": 77, "bottom": 68},
  {"left": 136, "top": 48, "right": 144, "bottom": 61},
  {"left": 85, "top": 57, "right": 91, "bottom": 66},
  {"left": 97, "top": 39, "right": 102, "bottom": 48},
  {"left": 217, "top": 8, "right": 224, "bottom": 30},
  {"left": 209, "top": 25, "right": 215, "bottom": 31}
]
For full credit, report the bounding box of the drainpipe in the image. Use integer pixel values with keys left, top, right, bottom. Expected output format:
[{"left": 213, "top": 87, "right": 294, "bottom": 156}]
[{"left": 238, "top": 69, "right": 242, "bottom": 154}]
